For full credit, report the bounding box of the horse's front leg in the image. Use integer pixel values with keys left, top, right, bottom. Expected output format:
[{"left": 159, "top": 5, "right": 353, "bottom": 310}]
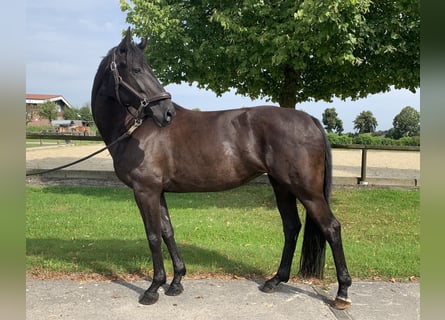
[
  {"left": 133, "top": 189, "right": 166, "bottom": 305},
  {"left": 261, "top": 180, "right": 301, "bottom": 293},
  {"left": 160, "top": 193, "right": 186, "bottom": 296}
]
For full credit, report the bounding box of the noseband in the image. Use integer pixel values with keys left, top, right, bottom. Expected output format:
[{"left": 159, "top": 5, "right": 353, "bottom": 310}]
[{"left": 110, "top": 48, "right": 171, "bottom": 121}]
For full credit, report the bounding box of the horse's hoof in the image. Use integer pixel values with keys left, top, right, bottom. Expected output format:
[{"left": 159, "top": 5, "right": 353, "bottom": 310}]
[
  {"left": 331, "top": 297, "right": 352, "bottom": 310},
  {"left": 165, "top": 283, "right": 184, "bottom": 296},
  {"left": 259, "top": 281, "right": 277, "bottom": 293},
  {"left": 139, "top": 291, "right": 159, "bottom": 305}
]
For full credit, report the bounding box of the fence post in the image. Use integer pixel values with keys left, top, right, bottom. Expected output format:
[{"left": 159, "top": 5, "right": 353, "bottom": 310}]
[{"left": 360, "top": 148, "right": 368, "bottom": 185}]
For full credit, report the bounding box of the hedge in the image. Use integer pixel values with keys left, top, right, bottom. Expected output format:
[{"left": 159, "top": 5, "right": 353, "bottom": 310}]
[{"left": 327, "top": 133, "right": 420, "bottom": 146}]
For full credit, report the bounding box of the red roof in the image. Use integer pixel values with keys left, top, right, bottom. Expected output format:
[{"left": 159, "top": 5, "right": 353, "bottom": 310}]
[
  {"left": 26, "top": 94, "right": 61, "bottom": 100},
  {"left": 26, "top": 94, "right": 73, "bottom": 109}
]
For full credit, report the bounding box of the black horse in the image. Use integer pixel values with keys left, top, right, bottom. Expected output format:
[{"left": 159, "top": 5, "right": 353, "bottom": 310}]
[{"left": 91, "top": 29, "right": 351, "bottom": 309}]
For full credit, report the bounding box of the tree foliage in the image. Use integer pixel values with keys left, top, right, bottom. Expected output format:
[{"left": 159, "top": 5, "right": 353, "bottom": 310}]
[
  {"left": 38, "top": 101, "right": 58, "bottom": 122},
  {"left": 322, "top": 107, "right": 343, "bottom": 134},
  {"left": 391, "top": 106, "right": 420, "bottom": 138},
  {"left": 63, "top": 106, "right": 79, "bottom": 120},
  {"left": 63, "top": 103, "right": 94, "bottom": 122},
  {"left": 353, "top": 110, "right": 378, "bottom": 134},
  {"left": 121, "top": 0, "right": 419, "bottom": 109},
  {"left": 78, "top": 103, "right": 94, "bottom": 122}
]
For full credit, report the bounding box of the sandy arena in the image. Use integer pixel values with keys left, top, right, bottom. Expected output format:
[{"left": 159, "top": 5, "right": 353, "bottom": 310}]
[{"left": 26, "top": 143, "right": 420, "bottom": 181}]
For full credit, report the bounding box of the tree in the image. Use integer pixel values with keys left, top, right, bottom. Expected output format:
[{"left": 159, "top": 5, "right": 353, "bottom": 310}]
[
  {"left": 322, "top": 108, "right": 343, "bottom": 134},
  {"left": 391, "top": 106, "right": 420, "bottom": 138},
  {"left": 63, "top": 103, "right": 94, "bottom": 122},
  {"left": 26, "top": 105, "right": 33, "bottom": 125},
  {"left": 38, "top": 101, "right": 58, "bottom": 123},
  {"left": 353, "top": 110, "right": 378, "bottom": 134},
  {"left": 120, "top": 0, "right": 419, "bottom": 109},
  {"left": 78, "top": 103, "right": 94, "bottom": 123},
  {"left": 63, "top": 106, "right": 79, "bottom": 120}
]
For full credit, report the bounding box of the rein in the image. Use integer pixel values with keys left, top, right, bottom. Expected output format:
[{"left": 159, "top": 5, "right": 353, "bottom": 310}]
[{"left": 26, "top": 49, "right": 171, "bottom": 177}]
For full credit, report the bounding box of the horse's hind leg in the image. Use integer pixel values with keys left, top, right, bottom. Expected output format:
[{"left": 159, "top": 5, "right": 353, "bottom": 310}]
[
  {"left": 160, "top": 193, "right": 186, "bottom": 296},
  {"left": 261, "top": 176, "right": 301, "bottom": 293},
  {"left": 300, "top": 195, "right": 352, "bottom": 309}
]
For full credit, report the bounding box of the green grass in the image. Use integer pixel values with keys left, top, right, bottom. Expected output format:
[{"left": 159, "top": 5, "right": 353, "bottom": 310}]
[{"left": 26, "top": 185, "right": 419, "bottom": 282}]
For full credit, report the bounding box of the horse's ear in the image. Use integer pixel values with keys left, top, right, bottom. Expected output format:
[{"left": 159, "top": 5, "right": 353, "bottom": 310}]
[
  {"left": 118, "top": 27, "right": 132, "bottom": 53},
  {"left": 138, "top": 37, "right": 147, "bottom": 51},
  {"left": 138, "top": 38, "right": 147, "bottom": 51}
]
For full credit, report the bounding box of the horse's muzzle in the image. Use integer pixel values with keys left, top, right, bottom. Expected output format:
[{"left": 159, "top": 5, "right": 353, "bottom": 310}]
[
  {"left": 165, "top": 109, "right": 175, "bottom": 124},
  {"left": 150, "top": 101, "right": 176, "bottom": 127}
]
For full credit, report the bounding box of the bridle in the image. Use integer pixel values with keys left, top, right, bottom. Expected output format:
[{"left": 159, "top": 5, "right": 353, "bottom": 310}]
[
  {"left": 110, "top": 48, "right": 172, "bottom": 124},
  {"left": 26, "top": 47, "right": 174, "bottom": 177}
]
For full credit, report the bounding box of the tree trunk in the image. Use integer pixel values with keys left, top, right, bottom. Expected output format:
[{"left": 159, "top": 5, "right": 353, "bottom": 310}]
[{"left": 278, "top": 65, "right": 298, "bottom": 109}]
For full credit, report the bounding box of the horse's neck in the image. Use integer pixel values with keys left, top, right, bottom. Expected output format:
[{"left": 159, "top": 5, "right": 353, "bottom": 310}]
[
  {"left": 93, "top": 98, "right": 131, "bottom": 145},
  {"left": 172, "top": 103, "right": 188, "bottom": 113}
]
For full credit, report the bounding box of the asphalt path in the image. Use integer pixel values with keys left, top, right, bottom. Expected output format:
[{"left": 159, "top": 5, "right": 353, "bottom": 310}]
[{"left": 26, "top": 278, "right": 419, "bottom": 320}]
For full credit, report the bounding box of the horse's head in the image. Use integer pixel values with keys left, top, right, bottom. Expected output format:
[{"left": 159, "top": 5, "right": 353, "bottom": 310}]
[{"left": 110, "top": 28, "right": 175, "bottom": 127}]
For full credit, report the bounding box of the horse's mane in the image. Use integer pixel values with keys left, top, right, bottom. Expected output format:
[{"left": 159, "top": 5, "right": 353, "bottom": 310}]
[{"left": 91, "top": 48, "right": 115, "bottom": 104}]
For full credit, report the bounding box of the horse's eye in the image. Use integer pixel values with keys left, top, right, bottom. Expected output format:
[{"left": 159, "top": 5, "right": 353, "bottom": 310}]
[{"left": 133, "top": 67, "right": 142, "bottom": 74}]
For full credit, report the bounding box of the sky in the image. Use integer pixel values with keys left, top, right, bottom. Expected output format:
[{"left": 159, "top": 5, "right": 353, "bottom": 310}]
[{"left": 26, "top": 1, "right": 420, "bottom": 133}]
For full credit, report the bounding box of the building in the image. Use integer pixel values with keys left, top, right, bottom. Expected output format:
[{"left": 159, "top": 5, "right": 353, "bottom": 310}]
[{"left": 26, "top": 94, "right": 74, "bottom": 126}]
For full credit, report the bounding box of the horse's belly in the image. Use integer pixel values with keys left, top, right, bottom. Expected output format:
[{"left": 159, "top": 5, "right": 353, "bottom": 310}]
[{"left": 163, "top": 170, "right": 263, "bottom": 192}]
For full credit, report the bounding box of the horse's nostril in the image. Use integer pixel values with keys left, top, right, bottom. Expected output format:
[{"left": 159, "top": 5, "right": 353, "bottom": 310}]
[{"left": 165, "top": 110, "right": 175, "bottom": 123}]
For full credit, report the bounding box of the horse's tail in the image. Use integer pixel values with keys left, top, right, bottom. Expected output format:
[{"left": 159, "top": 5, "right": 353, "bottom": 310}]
[{"left": 298, "top": 116, "right": 331, "bottom": 279}]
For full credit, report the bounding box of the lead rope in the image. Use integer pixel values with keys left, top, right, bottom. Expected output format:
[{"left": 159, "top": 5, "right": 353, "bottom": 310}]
[{"left": 25, "top": 120, "right": 142, "bottom": 177}]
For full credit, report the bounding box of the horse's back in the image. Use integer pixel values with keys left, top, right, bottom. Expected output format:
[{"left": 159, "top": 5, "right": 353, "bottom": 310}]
[
  {"left": 236, "top": 106, "right": 326, "bottom": 147},
  {"left": 173, "top": 105, "right": 321, "bottom": 137},
  {"left": 166, "top": 106, "right": 323, "bottom": 152},
  {"left": 144, "top": 106, "right": 327, "bottom": 192}
]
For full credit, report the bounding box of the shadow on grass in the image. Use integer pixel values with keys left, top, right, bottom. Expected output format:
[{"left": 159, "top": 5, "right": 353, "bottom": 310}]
[{"left": 26, "top": 237, "right": 266, "bottom": 278}]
